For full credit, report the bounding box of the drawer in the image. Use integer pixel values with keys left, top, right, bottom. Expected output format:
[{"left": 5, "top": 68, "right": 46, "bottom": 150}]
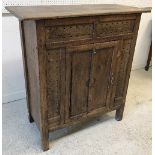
[
  {"left": 96, "top": 16, "right": 136, "bottom": 38},
  {"left": 45, "top": 14, "right": 138, "bottom": 48},
  {"left": 45, "top": 23, "right": 93, "bottom": 43}
]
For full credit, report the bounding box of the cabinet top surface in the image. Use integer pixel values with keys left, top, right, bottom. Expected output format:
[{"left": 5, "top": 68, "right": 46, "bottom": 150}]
[{"left": 6, "top": 4, "right": 149, "bottom": 20}]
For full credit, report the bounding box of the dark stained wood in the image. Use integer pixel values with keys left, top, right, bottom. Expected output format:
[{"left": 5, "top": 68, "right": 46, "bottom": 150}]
[
  {"left": 49, "top": 104, "right": 121, "bottom": 131},
  {"left": 88, "top": 42, "right": 119, "bottom": 112},
  {"left": 46, "top": 23, "right": 93, "bottom": 43},
  {"left": 115, "top": 14, "right": 141, "bottom": 121},
  {"left": 36, "top": 20, "right": 49, "bottom": 151},
  {"left": 46, "top": 48, "right": 65, "bottom": 126},
  {"left": 96, "top": 19, "right": 135, "bottom": 37},
  {"left": 115, "top": 39, "right": 133, "bottom": 101},
  {"left": 145, "top": 42, "right": 152, "bottom": 71},
  {"left": 7, "top": 5, "right": 144, "bottom": 151},
  {"left": 46, "top": 49, "right": 61, "bottom": 119},
  {"left": 5, "top": 4, "right": 149, "bottom": 20},
  {"left": 70, "top": 51, "right": 90, "bottom": 117},
  {"left": 65, "top": 44, "right": 93, "bottom": 122}
]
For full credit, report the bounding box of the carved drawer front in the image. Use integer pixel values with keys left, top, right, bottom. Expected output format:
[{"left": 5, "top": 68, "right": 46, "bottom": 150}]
[
  {"left": 46, "top": 23, "right": 93, "bottom": 43},
  {"left": 96, "top": 19, "right": 135, "bottom": 38}
]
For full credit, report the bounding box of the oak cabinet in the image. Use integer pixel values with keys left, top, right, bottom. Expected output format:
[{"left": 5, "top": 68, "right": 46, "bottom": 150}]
[{"left": 6, "top": 4, "right": 150, "bottom": 151}]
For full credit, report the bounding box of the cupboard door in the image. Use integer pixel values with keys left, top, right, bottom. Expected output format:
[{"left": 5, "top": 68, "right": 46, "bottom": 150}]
[
  {"left": 65, "top": 41, "right": 120, "bottom": 122},
  {"left": 65, "top": 45, "right": 93, "bottom": 122},
  {"left": 88, "top": 42, "right": 120, "bottom": 114}
]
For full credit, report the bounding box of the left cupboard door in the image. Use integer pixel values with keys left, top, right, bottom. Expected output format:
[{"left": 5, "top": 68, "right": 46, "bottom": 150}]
[{"left": 65, "top": 44, "right": 94, "bottom": 123}]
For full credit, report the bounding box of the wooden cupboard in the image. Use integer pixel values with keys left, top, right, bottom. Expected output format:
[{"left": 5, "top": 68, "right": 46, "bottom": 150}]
[{"left": 6, "top": 4, "right": 151, "bottom": 151}]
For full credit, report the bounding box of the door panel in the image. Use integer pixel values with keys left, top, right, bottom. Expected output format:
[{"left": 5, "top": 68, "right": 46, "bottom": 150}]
[
  {"left": 65, "top": 45, "right": 93, "bottom": 122},
  {"left": 70, "top": 51, "right": 91, "bottom": 117},
  {"left": 88, "top": 42, "right": 119, "bottom": 113},
  {"left": 88, "top": 48, "right": 113, "bottom": 111}
]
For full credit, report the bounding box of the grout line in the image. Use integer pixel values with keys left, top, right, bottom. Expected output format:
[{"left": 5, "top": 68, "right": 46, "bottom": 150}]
[{"left": 2, "top": 98, "right": 26, "bottom": 104}]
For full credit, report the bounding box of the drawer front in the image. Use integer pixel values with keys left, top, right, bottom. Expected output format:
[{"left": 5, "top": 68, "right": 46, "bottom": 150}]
[
  {"left": 45, "top": 14, "right": 138, "bottom": 49},
  {"left": 46, "top": 23, "right": 93, "bottom": 43},
  {"left": 96, "top": 19, "right": 135, "bottom": 38}
]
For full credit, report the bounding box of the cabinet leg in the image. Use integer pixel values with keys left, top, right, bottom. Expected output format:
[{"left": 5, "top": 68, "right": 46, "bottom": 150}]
[
  {"left": 41, "top": 130, "right": 49, "bottom": 151},
  {"left": 145, "top": 66, "right": 149, "bottom": 71},
  {"left": 115, "top": 105, "right": 124, "bottom": 121},
  {"left": 28, "top": 114, "right": 34, "bottom": 123},
  {"left": 145, "top": 42, "right": 152, "bottom": 71}
]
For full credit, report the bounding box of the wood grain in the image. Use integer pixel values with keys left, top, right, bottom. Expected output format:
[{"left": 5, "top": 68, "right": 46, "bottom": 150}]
[
  {"left": 22, "top": 20, "right": 41, "bottom": 128},
  {"left": 88, "top": 44, "right": 115, "bottom": 111},
  {"left": 36, "top": 20, "right": 49, "bottom": 151},
  {"left": 70, "top": 51, "right": 90, "bottom": 117},
  {"left": 5, "top": 4, "right": 148, "bottom": 20}
]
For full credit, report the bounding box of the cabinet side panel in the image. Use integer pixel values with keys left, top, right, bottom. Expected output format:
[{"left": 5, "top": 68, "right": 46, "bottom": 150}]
[{"left": 23, "top": 20, "right": 41, "bottom": 129}]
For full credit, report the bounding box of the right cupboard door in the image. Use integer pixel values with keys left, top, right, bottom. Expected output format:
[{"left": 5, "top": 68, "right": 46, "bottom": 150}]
[{"left": 87, "top": 41, "right": 120, "bottom": 115}]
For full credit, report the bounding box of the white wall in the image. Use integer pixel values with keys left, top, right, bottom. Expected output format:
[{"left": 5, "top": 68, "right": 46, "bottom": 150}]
[
  {"left": 2, "top": 1, "right": 152, "bottom": 103},
  {"left": 132, "top": 13, "right": 152, "bottom": 69},
  {"left": 2, "top": 16, "right": 26, "bottom": 103}
]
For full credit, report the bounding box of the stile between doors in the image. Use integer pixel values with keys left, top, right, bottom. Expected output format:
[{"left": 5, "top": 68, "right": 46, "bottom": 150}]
[{"left": 65, "top": 41, "right": 120, "bottom": 123}]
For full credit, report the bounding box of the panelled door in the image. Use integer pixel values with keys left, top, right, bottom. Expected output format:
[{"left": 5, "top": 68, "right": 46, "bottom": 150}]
[{"left": 65, "top": 41, "right": 120, "bottom": 123}]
